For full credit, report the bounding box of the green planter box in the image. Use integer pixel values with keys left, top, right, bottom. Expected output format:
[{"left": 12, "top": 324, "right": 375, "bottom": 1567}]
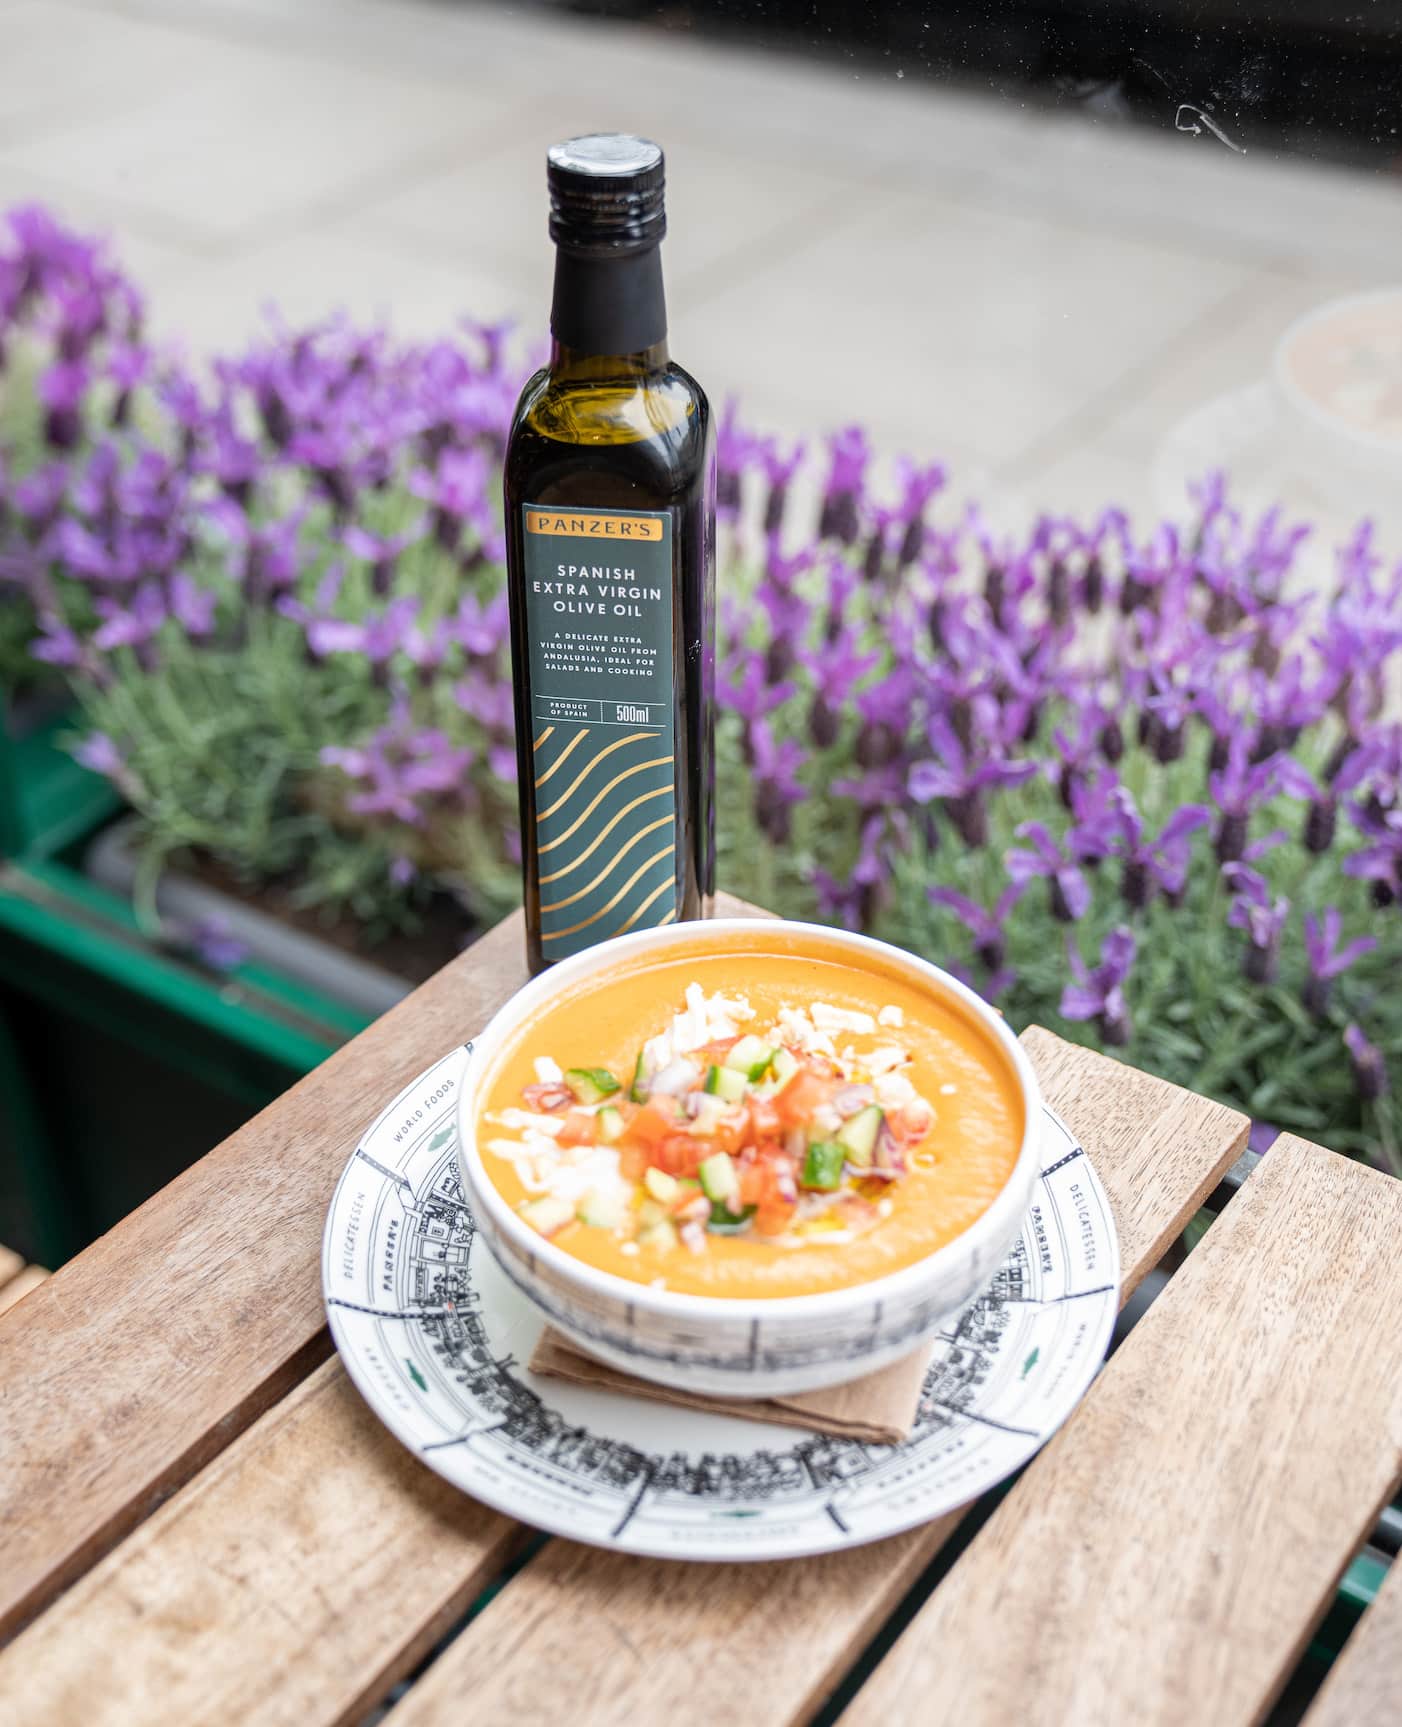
[{"left": 0, "top": 691, "right": 374, "bottom": 1263}]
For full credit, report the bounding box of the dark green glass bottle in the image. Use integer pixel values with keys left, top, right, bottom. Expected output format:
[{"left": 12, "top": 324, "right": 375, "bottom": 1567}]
[{"left": 503, "top": 135, "right": 715, "bottom": 974}]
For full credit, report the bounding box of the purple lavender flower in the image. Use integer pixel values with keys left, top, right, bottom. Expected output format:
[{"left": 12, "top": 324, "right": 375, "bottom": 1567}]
[
  {"left": 1301, "top": 908, "right": 1376, "bottom": 1017},
  {"left": 1208, "top": 735, "right": 1314, "bottom": 864},
  {"left": 891, "top": 456, "right": 945, "bottom": 568},
  {"left": 168, "top": 572, "right": 217, "bottom": 638},
  {"left": 1225, "top": 865, "right": 1290, "bottom": 984},
  {"left": 714, "top": 397, "right": 754, "bottom": 518},
  {"left": 410, "top": 447, "right": 492, "bottom": 551},
  {"left": 817, "top": 425, "right": 869, "bottom": 545},
  {"left": 106, "top": 341, "right": 148, "bottom": 426},
  {"left": 72, "top": 728, "right": 141, "bottom": 797},
  {"left": 93, "top": 581, "right": 167, "bottom": 654},
  {"left": 929, "top": 883, "right": 1025, "bottom": 973},
  {"left": 73, "top": 731, "right": 125, "bottom": 777},
  {"left": 305, "top": 594, "right": 418, "bottom": 666},
  {"left": 1343, "top": 801, "right": 1402, "bottom": 906},
  {"left": 1101, "top": 788, "right": 1210, "bottom": 909},
  {"left": 756, "top": 551, "right": 813, "bottom": 683},
  {"left": 15, "top": 463, "right": 69, "bottom": 537},
  {"left": 1006, "top": 821, "right": 1092, "bottom": 922},
  {"left": 344, "top": 523, "right": 417, "bottom": 598},
  {"left": 811, "top": 811, "right": 889, "bottom": 930},
  {"left": 186, "top": 917, "right": 249, "bottom": 973},
  {"left": 800, "top": 628, "right": 879, "bottom": 750},
  {"left": 909, "top": 713, "right": 1037, "bottom": 847},
  {"left": 750, "top": 718, "right": 808, "bottom": 846},
  {"left": 1060, "top": 926, "right": 1136, "bottom": 1046},
  {"left": 37, "top": 359, "right": 88, "bottom": 450},
  {"left": 322, "top": 711, "right": 474, "bottom": 826},
  {"left": 1344, "top": 1023, "right": 1388, "bottom": 1102},
  {"left": 759, "top": 436, "right": 806, "bottom": 538}
]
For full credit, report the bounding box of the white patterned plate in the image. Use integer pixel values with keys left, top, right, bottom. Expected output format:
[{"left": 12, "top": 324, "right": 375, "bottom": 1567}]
[{"left": 323, "top": 1045, "right": 1120, "bottom": 1561}]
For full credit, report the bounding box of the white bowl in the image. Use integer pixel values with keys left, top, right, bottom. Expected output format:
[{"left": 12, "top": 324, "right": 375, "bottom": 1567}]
[{"left": 455, "top": 919, "right": 1042, "bottom": 1398}]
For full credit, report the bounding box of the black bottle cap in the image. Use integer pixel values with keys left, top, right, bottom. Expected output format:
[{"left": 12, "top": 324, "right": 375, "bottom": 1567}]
[{"left": 547, "top": 134, "right": 666, "bottom": 255}]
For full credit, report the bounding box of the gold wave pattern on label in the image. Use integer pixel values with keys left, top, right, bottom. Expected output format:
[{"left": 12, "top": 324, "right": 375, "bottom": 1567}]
[
  {"left": 536, "top": 755, "right": 674, "bottom": 855},
  {"left": 531, "top": 725, "right": 679, "bottom": 953},
  {"left": 539, "top": 814, "right": 675, "bottom": 914},
  {"left": 542, "top": 844, "right": 676, "bottom": 942},
  {"left": 613, "top": 876, "right": 676, "bottom": 935},
  {"left": 536, "top": 786, "right": 674, "bottom": 886},
  {"left": 535, "top": 731, "right": 656, "bottom": 821},
  {"left": 532, "top": 726, "right": 589, "bottom": 789}
]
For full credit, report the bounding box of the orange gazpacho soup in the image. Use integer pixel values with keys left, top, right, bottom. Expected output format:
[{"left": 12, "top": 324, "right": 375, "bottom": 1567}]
[{"left": 476, "top": 937, "right": 1024, "bottom": 1299}]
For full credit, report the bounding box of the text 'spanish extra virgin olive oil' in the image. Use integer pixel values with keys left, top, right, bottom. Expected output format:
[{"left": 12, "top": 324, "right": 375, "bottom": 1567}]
[{"left": 504, "top": 135, "right": 715, "bottom": 974}]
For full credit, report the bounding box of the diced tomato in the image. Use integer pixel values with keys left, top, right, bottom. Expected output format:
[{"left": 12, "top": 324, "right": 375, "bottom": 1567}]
[
  {"left": 738, "top": 1148, "right": 799, "bottom": 1234},
  {"left": 773, "top": 1067, "right": 833, "bottom": 1130},
  {"left": 618, "top": 1143, "right": 648, "bottom": 1182},
  {"left": 744, "top": 1096, "right": 786, "bottom": 1142},
  {"left": 556, "top": 1110, "right": 597, "bottom": 1147},
  {"left": 626, "top": 1099, "right": 682, "bottom": 1148},
  {"left": 651, "top": 1134, "right": 704, "bottom": 1179},
  {"left": 754, "top": 1197, "right": 797, "bottom": 1235}
]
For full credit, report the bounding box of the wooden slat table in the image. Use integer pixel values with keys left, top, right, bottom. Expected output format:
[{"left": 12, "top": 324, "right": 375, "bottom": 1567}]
[
  {"left": 2, "top": 899, "right": 1400, "bottom": 1727},
  {"left": 0, "top": 1244, "right": 48, "bottom": 1315}
]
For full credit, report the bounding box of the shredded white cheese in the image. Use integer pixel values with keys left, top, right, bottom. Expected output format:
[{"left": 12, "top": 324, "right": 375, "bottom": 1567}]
[
  {"left": 776, "top": 1004, "right": 836, "bottom": 1058},
  {"left": 533, "top": 1055, "right": 563, "bottom": 1084},
  {"left": 866, "top": 1045, "right": 910, "bottom": 1077},
  {"left": 874, "top": 1071, "right": 917, "bottom": 1109},
  {"left": 812, "top": 1001, "right": 877, "bottom": 1035},
  {"left": 492, "top": 1108, "right": 564, "bottom": 1137},
  {"left": 878, "top": 1004, "right": 905, "bottom": 1028}
]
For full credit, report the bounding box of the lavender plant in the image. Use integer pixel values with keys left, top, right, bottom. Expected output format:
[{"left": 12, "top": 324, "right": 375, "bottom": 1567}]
[
  {"left": 713, "top": 443, "right": 1401, "bottom": 1172},
  {"left": 0, "top": 207, "right": 1397, "bottom": 1170}
]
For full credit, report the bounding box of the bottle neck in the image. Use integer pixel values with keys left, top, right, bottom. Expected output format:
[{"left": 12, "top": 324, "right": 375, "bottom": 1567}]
[{"left": 549, "top": 244, "right": 669, "bottom": 378}]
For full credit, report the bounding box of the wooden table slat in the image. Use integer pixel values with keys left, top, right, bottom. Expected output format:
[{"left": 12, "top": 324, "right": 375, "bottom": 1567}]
[
  {"left": 0, "top": 911, "right": 538, "bottom": 1645},
  {"left": 0, "top": 1265, "right": 49, "bottom": 1315},
  {"left": 370, "top": 1030, "right": 1249, "bottom": 1727},
  {"left": 1300, "top": 1548, "right": 1402, "bottom": 1725},
  {"left": 841, "top": 1136, "right": 1402, "bottom": 1727},
  {"left": 0, "top": 1243, "right": 23, "bottom": 1289},
  {"left": 0, "top": 1362, "right": 518, "bottom": 1727},
  {"left": 0, "top": 896, "right": 772, "bottom": 1653}
]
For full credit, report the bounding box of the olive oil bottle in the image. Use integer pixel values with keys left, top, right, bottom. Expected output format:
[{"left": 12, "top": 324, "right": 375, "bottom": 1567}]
[{"left": 504, "top": 135, "right": 715, "bottom": 974}]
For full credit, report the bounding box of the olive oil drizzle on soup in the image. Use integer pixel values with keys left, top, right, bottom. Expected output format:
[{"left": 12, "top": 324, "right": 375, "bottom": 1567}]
[{"left": 477, "top": 946, "right": 1024, "bottom": 1300}]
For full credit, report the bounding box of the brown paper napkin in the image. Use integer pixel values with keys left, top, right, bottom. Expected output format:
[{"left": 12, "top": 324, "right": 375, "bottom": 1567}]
[{"left": 529, "top": 1326, "right": 931, "bottom": 1444}]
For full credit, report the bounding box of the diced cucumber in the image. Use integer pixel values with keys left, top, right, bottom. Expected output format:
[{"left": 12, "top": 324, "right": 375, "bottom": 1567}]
[
  {"left": 578, "top": 1187, "right": 627, "bottom": 1229},
  {"left": 706, "top": 1204, "right": 757, "bottom": 1235},
  {"left": 724, "top": 1035, "right": 776, "bottom": 1081},
  {"left": 596, "top": 1105, "right": 625, "bottom": 1143},
  {"left": 704, "top": 1063, "right": 749, "bottom": 1103},
  {"left": 629, "top": 1049, "right": 649, "bottom": 1104},
  {"left": 644, "top": 1168, "right": 679, "bottom": 1203},
  {"left": 755, "top": 1047, "right": 800, "bottom": 1098},
  {"left": 564, "top": 1066, "right": 619, "bottom": 1105},
  {"left": 836, "top": 1104, "right": 884, "bottom": 1168},
  {"left": 698, "top": 1152, "right": 739, "bottom": 1204},
  {"left": 638, "top": 1217, "right": 679, "bottom": 1251},
  {"left": 519, "top": 1195, "right": 575, "bottom": 1238},
  {"left": 801, "top": 1140, "right": 846, "bottom": 1191}
]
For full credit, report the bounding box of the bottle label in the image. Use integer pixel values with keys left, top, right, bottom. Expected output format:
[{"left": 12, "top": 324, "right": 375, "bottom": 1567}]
[{"left": 522, "top": 503, "right": 677, "bottom": 958}]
